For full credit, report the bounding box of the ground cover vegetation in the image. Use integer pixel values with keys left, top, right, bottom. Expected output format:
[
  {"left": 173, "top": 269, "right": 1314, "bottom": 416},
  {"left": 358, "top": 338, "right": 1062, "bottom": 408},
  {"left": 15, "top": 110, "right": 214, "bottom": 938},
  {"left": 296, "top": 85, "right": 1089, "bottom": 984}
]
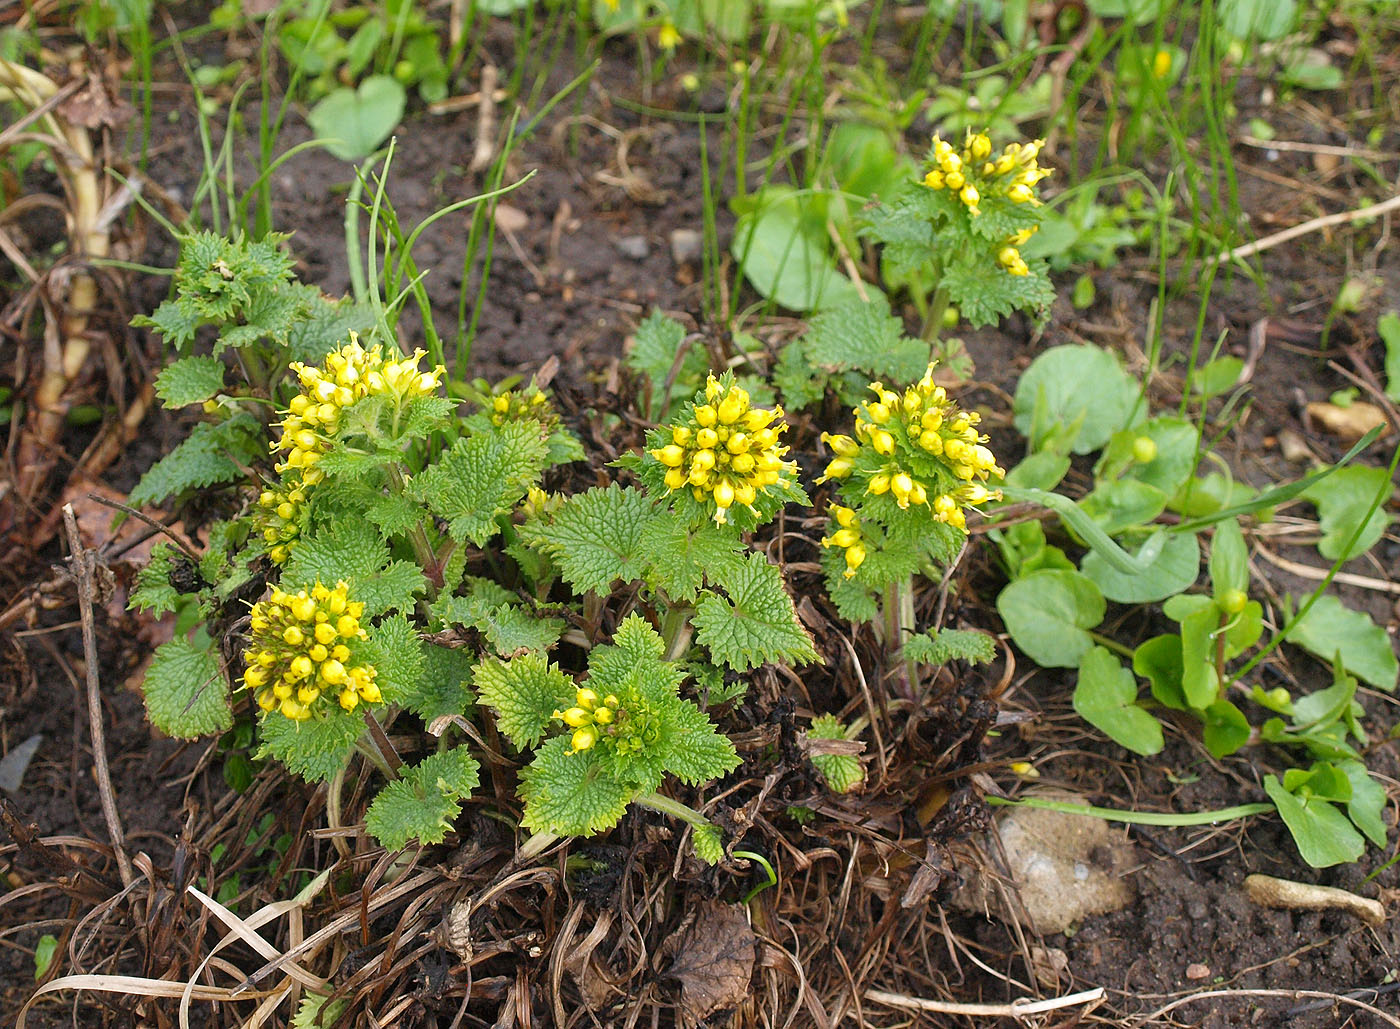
[{"left": 2, "top": 0, "right": 1400, "bottom": 1025}]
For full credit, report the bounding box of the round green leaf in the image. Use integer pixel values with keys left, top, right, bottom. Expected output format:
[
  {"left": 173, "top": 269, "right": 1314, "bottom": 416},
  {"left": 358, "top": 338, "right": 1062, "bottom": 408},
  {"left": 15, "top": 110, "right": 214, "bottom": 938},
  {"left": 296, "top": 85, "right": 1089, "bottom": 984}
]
[
  {"left": 1082, "top": 530, "right": 1200, "bottom": 604},
  {"left": 1073, "top": 646, "right": 1163, "bottom": 755},
  {"left": 1264, "top": 773, "right": 1364, "bottom": 868},
  {"left": 1013, "top": 345, "right": 1141, "bottom": 455},
  {"left": 996, "top": 569, "right": 1106, "bottom": 668}
]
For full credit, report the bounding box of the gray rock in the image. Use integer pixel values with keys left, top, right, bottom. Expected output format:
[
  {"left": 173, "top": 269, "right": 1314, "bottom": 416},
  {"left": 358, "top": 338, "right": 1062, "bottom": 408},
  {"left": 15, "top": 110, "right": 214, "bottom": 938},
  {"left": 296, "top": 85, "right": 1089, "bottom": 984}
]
[
  {"left": 615, "top": 235, "right": 650, "bottom": 261},
  {"left": 953, "top": 792, "right": 1137, "bottom": 934},
  {"left": 669, "top": 228, "right": 703, "bottom": 265}
]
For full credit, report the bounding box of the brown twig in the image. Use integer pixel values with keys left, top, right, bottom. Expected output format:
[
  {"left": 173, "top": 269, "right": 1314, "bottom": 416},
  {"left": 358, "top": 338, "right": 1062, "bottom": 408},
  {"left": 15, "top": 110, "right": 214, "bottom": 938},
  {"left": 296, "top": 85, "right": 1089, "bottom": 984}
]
[
  {"left": 61, "top": 502, "right": 134, "bottom": 890},
  {"left": 1219, "top": 192, "right": 1400, "bottom": 264}
]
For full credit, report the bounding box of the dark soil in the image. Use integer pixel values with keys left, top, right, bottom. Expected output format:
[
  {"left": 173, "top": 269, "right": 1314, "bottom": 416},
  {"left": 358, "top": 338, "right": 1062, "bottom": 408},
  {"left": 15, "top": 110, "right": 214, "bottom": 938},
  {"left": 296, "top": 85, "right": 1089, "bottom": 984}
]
[{"left": 3, "top": 4, "right": 1400, "bottom": 1028}]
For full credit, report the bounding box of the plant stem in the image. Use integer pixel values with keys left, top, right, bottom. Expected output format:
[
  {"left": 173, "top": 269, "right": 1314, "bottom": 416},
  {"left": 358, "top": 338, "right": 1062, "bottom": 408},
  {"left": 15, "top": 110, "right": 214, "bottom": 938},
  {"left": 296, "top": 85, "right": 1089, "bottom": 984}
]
[
  {"left": 516, "top": 830, "right": 561, "bottom": 862},
  {"left": 1087, "top": 631, "right": 1135, "bottom": 660},
  {"left": 389, "top": 464, "right": 441, "bottom": 590},
  {"left": 660, "top": 601, "right": 694, "bottom": 662},
  {"left": 919, "top": 285, "right": 950, "bottom": 344},
  {"left": 360, "top": 712, "right": 403, "bottom": 778},
  {"left": 882, "top": 577, "right": 917, "bottom": 695},
  {"left": 635, "top": 790, "right": 711, "bottom": 832}
]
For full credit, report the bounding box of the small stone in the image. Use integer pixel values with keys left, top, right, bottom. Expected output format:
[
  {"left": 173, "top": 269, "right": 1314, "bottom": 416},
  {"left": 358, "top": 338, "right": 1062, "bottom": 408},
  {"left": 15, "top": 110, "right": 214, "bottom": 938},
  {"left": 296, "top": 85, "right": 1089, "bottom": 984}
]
[
  {"left": 1277, "top": 428, "right": 1312, "bottom": 463},
  {"left": 494, "top": 203, "right": 529, "bottom": 234},
  {"left": 615, "top": 235, "right": 650, "bottom": 261},
  {"left": 1186, "top": 963, "right": 1211, "bottom": 980},
  {"left": 669, "top": 228, "right": 703, "bottom": 265}
]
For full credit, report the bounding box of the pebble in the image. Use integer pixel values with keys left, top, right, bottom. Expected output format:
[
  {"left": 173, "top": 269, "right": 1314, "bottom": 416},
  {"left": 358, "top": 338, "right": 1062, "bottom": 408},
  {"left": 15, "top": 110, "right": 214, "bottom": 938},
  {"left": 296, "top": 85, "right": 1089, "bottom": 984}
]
[
  {"left": 615, "top": 235, "right": 650, "bottom": 261},
  {"left": 1186, "top": 963, "right": 1211, "bottom": 980},
  {"left": 669, "top": 228, "right": 703, "bottom": 265}
]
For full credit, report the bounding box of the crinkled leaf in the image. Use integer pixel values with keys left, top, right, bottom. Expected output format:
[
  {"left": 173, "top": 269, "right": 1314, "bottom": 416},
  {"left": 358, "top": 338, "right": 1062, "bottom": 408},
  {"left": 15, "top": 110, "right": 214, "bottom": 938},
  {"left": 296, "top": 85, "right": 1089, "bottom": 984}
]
[
  {"left": 282, "top": 522, "right": 426, "bottom": 618},
  {"left": 365, "top": 747, "right": 480, "bottom": 850},
  {"left": 694, "top": 553, "right": 819, "bottom": 671},
  {"left": 257, "top": 706, "right": 363, "bottom": 783},
  {"left": 473, "top": 652, "right": 575, "bottom": 749},
  {"left": 129, "top": 414, "right": 265, "bottom": 507},
  {"left": 408, "top": 420, "right": 548, "bottom": 545},
  {"left": 520, "top": 484, "right": 653, "bottom": 595},
  {"left": 356, "top": 614, "right": 424, "bottom": 709},
  {"left": 639, "top": 513, "right": 747, "bottom": 604},
  {"left": 656, "top": 694, "right": 740, "bottom": 786},
  {"left": 142, "top": 638, "right": 231, "bottom": 738},
  {"left": 902, "top": 628, "right": 996, "bottom": 666},
  {"left": 408, "top": 643, "right": 475, "bottom": 723},
  {"left": 518, "top": 735, "right": 634, "bottom": 837},
  {"left": 129, "top": 544, "right": 184, "bottom": 618},
  {"left": 154, "top": 356, "right": 226, "bottom": 408},
  {"left": 801, "top": 294, "right": 929, "bottom": 382},
  {"left": 628, "top": 309, "right": 708, "bottom": 420},
  {"left": 807, "top": 714, "right": 864, "bottom": 793}
]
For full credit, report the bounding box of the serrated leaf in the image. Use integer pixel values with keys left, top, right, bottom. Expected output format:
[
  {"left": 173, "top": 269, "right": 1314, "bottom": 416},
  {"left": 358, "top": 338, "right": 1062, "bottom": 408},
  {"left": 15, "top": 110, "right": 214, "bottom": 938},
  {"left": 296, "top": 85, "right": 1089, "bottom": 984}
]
[
  {"left": 142, "top": 638, "right": 231, "bottom": 738},
  {"left": 902, "top": 628, "right": 997, "bottom": 666},
  {"left": 694, "top": 553, "right": 819, "bottom": 671},
  {"left": 639, "top": 512, "right": 747, "bottom": 603},
  {"left": 691, "top": 823, "right": 724, "bottom": 865},
  {"left": 1301, "top": 465, "right": 1393, "bottom": 561},
  {"left": 941, "top": 252, "right": 1054, "bottom": 328},
  {"left": 408, "top": 421, "right": 547, "bottom": 545},
  {"left": 475, "top": 605, "right": 565, "bottom": 656},
  {"left": 291, "top": 993, "right": 348, "bottom": 1029},
  {"left": 408, "top": 644, "right": 475, "bottom": 723},
  {"left": 654, "top": 694, "right": 740, "bottom": 786},
  {"left": 1285, "top": 594, "right": 1398, "bottom": 690},
  {"left": 628, "top": 309, "right": 707, "bottom": 419},
  {"left": 364, "top": 748, "right": 480, "bottom": 850},
  {"left": 520, "top": 484, "right": 654, "bottom": 595},
  {"left": 365, "top": 491, "right": 424, "bottom": 539},
  {"left": 357, "top": 614, "right": 424, "bottom": 708},
  {"left": 474, "top": 652, "right": 576, "bottom": 749},
  {"left": 129, "top": 415, "right": 265, "bottom": 507},
  {"left": 802, "top": 294, "right": 929, "bottom": 382},
  {"left": 256, "top": 705, "right": 363, "bottom": 782},
  {"left": 807, "top": 713, "right": 864, "bottom": 793},
  {"left": 154, "top": 356, "right": 226, "bottom": 408},
  {"left": 281, "top": 522, "right": 426, "bottom": 618},
  {"left": 129, "top": 544, "right": 183, "bottom": 618},
  {"left": 1073, "top": 646, "right": 1162, "bottom": 755},
  {"left": 519, "top": 735, "right": 634, "bottom": 836}
]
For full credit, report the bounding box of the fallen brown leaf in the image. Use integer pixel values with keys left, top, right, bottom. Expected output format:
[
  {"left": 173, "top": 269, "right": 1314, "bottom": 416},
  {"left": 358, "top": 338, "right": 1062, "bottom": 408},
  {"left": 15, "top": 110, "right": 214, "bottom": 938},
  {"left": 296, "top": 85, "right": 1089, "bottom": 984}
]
[
  {"left": 1305, "top": 400, "right": 1390, "bottom": 443},
  {"left": 662, "top": 901, "right": 755, "bottom": 1028}
]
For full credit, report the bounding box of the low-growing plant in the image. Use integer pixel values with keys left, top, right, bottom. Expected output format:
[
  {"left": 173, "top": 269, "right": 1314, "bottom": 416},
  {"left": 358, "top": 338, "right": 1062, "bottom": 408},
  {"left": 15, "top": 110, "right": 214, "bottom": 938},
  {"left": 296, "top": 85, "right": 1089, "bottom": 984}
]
[{"left": 990, "top": 342, "right": 1398, "bottom": 867}]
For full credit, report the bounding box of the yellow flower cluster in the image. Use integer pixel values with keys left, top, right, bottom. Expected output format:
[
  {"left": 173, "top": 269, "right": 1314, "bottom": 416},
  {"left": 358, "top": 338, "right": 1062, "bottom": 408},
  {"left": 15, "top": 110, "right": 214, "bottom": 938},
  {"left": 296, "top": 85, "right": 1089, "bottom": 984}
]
[
  {"left": 274, "top": 336, "right": 445, "bottom": 483},
  {"left": 554, "top": 687, "right": 620, "bottom": 754},
  {"left": 241, "top": 581, "right": 378, "bottom": 721},
  {"left": 490, "top": 388, "right": 548, "bottom": 427},
  {"left": 819, "top": 366, "right": 1003, "bottom": 531},
  {"left": 651, "top": 376, "right": 795, "bottom": 524},
  {"left": 821, "top": 505, "right": 866, "bottom": 579},
  {"left": 922, "top": 130, "right": 1051, "bottom": 275},
  {"left": 256, "top": 479, "right": 307, "bottom": 565}
]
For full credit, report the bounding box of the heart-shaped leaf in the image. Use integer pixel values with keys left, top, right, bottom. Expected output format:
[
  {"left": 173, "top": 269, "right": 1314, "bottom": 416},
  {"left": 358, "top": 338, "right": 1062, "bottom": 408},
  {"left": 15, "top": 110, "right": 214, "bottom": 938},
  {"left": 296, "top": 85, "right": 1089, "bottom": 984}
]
[
  {"left": 307, "top": 75, "right": 407, "bottom": 161},
  {"left": 996, "top": 569, "right": 1105, "bottom": 668},
  {"left": 1073, "top": 646, "right": 1163, "bottom": 755}
]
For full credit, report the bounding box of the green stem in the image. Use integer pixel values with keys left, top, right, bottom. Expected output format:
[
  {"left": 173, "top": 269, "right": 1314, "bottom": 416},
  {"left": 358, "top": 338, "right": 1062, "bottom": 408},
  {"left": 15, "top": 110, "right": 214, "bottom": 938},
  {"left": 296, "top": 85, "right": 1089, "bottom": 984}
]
[
  {"left": 389, "top": 464, "right": 441, "bottom": 590},
  {"left": 988, "top": 795, "right": 1274, "bottom": 827},
  {"left": 1088, "top": 631, "right": 1135, "bottom": 660},
  {"left": 882, "top": 578, "right": 916, "bottom": 694},
  {"left": 660, "top": 602, "right": 694, "bottom": 663},
  {"left": 919, "top": 284, "right": 950, "bottom": 344},
  {"left": 517, "top": 830, "right": 561, "bottom": 862},
  {"left": 634, "top": 790, "right": 711, "bottom": 832}
]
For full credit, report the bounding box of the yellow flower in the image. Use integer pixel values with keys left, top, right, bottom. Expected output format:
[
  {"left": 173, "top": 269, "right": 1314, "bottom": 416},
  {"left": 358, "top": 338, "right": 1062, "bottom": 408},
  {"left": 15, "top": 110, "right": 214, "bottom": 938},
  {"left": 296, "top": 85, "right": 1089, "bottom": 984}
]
[
  {"left": 241, "top": 581, "right": 376, "bottom": 721},
  {"left": 556, "top": 688, "right": 623, "bottom": 753},
  {"left": 658, "top": 21, "right": 681, "bottom": 50},
  {"left": 650, "top": 375, "right": 795, "bottom": 524},
  {"left": 1152, "top": 49, "right": 1172, "bottom": 79}
]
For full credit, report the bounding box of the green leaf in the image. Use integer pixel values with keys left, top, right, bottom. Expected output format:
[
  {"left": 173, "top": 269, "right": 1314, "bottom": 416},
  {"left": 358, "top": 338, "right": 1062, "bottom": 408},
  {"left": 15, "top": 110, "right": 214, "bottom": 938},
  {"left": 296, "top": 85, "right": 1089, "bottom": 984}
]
[
  {"left": 473, "top": 605, "right": 566, "bottom": 656},
  {"left": 1073, "top": 646, "right": 1163, "bottom": 755},
  {"left": 142, "top": 638, "right": 231, "bottom": 738},
  {"left": 627, "top": 309, "right": 707, "bottom": 420},
  {"left": 656, "top": 695, "right": 740, "bottom": 786},
  {"left": 1133, "top": 634, "right": 1187, "bottom": 710},
  {"left": 902, "top": 628, "right": 996, "bottom": 666},
  {"left": 154, "top": 356, "right": 226, "bottom": 408},
  {"left": 1285, "top": 595, "right": 1398, "bottom": 691},
  {"left": 408, "top": 644, "right": 476, "bottom": 723},
  {"left": 939, "top": 252, "right": 1055, "bottom": 328},
  {"left": 996, "top": 569, "right": 1106, "bottom": 668},
  {"left": 520, "top": 484, "right": 654, "bottom": 595},
  {"left": 1380, "top": 312, "right": 1400, "bottom": 402},
  {"left": 1177, "top": 603, "right": 1221, "bottom": 710},
  {"left": 256, "top": 706, "right": 363, "bottom": 782},
  {"left": 474, "top": 652, "right": 575, "bottom": 749},
  {"left": 129, "top": 543, "right": 185, "bottom": 618},
  {"left": 691, "top": 823, "right": 724, "bottom": 865},
  {"left": 282, "top": 522, "right": 426, "bottom": 618},
  {"left": 1301, "top": 465, "right": 1393, "bottom": 561},
  {"left": 357, "top": 614, "right": 424, "bottom": 709},
  {"left": 1078, "top": 479, "right": 1167, "bottom": 535},
  {"left": 801, "top": 294, "right": 929, "bottom": 383},
  {"left": 291, "top": 993, "right": 348, "bottom": 1029},
  {"left": 1264, "top": 773, "right": 1363, "bottom": 868},
  {"left": 364, "top": 747, "right": 480, "bottom": 850},
  {"left": 518, "top": 735, "right": 634, "bottom": 837},
  {"left": 306, "top": 75, "right": 407, "bottom": 161},
  {"left": 1081, "top": 531, "right": 1199, "bottom": 604},
  {"left": 1218, "top": 0, "right": 1296, "bottom": 40},
  {"left": 1291, "top": 660, "right": 1357, "bottom": 729},
  {"left": 1201, "top": 700, "right": 1250, "bottom": 758},
  {"left": 1191, "top": 356, "right": 1244, "bottom": 398},
  {"left": 33, "top": 934, "right": 58, "bottom": 980},
  {"left": 1338, "top": 760, "right": 1388, "bottom": 848},
  {"left": 638, "top": 513, "right": 747, "bottom": 604},
  {"left": 693, "top": 553, "right": 819, "bottom": 671},
  {"left": 129, "top": 414, "right": 265, "bottom": 507},
  {"left": 807, "top": 713, "right": 865, "bottom": 792},
  {"left": 1012, "top": 345, "right": 1141, "bottom": 455},
  {"left": 408, "top": 421, "right": 548, "bottom": 546},
  {"left": 731, "top": 190, "right": 862, "bottom": 313},
  {"left": 1209, "top": 518, "right": 1250, "bottom": 595}
]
